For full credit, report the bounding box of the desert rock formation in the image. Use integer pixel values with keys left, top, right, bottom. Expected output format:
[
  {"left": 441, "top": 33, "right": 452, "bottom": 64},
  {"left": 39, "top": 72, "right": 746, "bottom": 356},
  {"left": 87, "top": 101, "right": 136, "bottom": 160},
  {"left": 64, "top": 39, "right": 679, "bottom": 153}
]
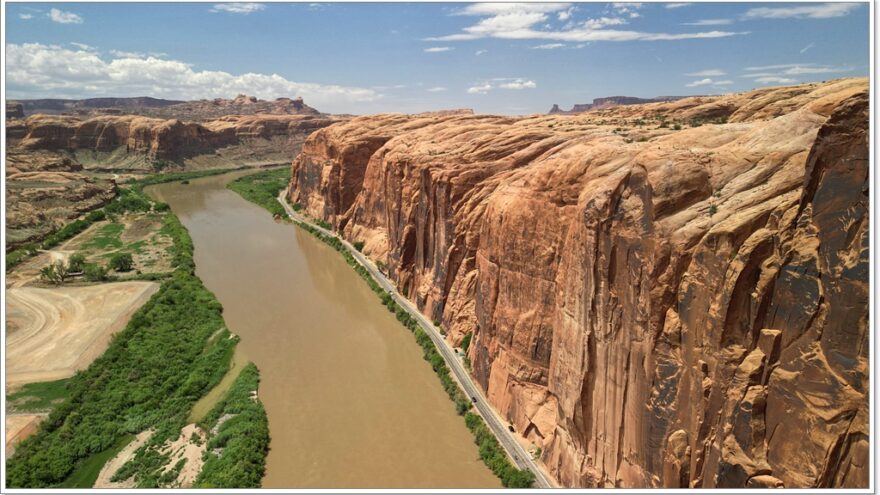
[
  {"left": 549, "top": 95, "right": 689, "bottom": 114},
  {"left": 288, "top": 78, "right": 869, "bottom": 488}
]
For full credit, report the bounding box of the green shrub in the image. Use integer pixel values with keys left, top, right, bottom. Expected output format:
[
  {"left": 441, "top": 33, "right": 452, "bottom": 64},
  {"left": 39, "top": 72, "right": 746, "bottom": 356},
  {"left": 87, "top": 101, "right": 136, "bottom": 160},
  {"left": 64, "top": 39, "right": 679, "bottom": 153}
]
[
  {"left": 83, "top": 263, "right": 109, "bottom": 282},
  {"left": 353, "top": 241, "right": 365, "bottom": 252},
  {"left": 68, "top": 254, "right": 86, "bottom": 273},
  {"left": 109, "top": 253, "right": 134, "bottom": 272},
  {"left": 461, "top": 332, "right": 473, "bottom": 354},
  {"left": 226, "top": 167, "right": 290, "bottom": 218}
]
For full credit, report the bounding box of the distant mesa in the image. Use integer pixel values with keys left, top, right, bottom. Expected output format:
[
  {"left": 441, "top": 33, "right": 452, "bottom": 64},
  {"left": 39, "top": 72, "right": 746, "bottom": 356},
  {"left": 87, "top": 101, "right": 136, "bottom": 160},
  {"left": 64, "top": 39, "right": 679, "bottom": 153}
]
[
  {"left": 549, "top": 95, "right": 691, "bottom": 114},
  {"left": 7, "top": 95, "right": 321, "bottom": 121},
  {"left": 6, "top": 102, "right": 25, "bottom": 119}
]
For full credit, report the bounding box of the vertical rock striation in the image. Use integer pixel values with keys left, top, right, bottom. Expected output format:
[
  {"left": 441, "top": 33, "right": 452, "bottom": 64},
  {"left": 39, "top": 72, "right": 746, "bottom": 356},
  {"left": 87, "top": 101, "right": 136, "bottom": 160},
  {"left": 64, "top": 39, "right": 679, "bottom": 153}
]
[{"left": 288, "top": 79, "right": 869, "bottom": 488}]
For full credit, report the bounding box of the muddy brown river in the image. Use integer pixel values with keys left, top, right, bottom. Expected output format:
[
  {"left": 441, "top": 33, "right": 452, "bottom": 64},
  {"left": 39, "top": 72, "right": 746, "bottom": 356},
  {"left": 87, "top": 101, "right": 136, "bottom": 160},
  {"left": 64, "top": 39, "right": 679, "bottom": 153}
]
[{"left": 147, "top": 171, "right": 499, "bottom": 488}]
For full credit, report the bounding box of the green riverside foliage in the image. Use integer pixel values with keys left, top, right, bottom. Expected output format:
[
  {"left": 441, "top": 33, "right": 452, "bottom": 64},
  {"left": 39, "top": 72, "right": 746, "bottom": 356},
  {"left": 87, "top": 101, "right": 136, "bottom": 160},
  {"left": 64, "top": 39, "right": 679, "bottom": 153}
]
[
  {"left": 58, "top": 434, "right": 135, "bottom": 488},
  {"left": 239, "top": 193, "right": 535, "bottom": 488},
  {"left": 226, "top": 167, "right": 291, "bottom": 217},
  {"left": 464, "top": 413, "right": 536, "bottom": 488},
  {"left": 5, "top": 184, "right": 260, "bottom": 488},
  {"left": 194, "top": 364, "right": 269, "bottom": 488},
  {"left": 6, "top": 379, "right": 71, "bottom": 414}
]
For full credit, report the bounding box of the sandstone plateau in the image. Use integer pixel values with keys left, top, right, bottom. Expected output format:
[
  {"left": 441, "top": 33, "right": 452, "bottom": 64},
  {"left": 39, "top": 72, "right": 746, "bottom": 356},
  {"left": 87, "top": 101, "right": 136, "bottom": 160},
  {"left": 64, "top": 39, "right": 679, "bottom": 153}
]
[{"left": 288, "top": 78, "right": 869, "bottom": 488}]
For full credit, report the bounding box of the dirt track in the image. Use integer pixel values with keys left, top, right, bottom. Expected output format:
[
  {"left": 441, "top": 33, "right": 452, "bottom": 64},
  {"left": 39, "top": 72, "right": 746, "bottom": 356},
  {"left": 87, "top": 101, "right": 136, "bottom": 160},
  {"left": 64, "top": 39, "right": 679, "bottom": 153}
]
[
  {"left": 5, "top": 281, "right": 159, "bottom": 387},
  {"left": 5, "top": 414, "right": 46, "bottom": 457}
]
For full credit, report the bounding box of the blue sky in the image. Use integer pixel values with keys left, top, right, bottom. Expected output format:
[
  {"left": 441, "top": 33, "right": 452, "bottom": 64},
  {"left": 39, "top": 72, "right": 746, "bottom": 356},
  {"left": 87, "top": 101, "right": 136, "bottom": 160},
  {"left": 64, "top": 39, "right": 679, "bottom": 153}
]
[{"left": 5, "top": 2, "right": 870, "bottom": 114}]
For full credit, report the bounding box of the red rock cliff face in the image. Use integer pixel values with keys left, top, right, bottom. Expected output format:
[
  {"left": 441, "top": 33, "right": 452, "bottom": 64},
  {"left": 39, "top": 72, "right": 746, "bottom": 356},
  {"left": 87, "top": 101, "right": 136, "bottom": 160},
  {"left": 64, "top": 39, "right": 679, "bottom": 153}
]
[
  {"left": 12, "top": 113, "right": 340, "bottom": 162},
  {"left": 288, "top": 79, "right": 869, "bottom": 488}
]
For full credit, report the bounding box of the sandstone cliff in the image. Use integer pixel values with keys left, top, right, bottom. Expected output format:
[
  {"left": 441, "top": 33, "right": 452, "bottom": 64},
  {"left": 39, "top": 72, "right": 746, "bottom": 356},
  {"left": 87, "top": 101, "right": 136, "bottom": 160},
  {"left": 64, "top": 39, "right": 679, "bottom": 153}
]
[
  {"left": 288, "top": 78, "right": 869, "bottom": 488},
  {"left": 7, "top": 113, "right": 342, "bottom": 171}
]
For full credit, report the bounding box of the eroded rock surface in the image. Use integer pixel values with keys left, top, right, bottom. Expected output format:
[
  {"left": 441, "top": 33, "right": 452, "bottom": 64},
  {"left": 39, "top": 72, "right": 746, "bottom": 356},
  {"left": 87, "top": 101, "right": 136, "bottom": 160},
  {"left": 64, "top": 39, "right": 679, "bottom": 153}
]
[{"left": 288, "top": 78, "right": 869, "bottom": 488}]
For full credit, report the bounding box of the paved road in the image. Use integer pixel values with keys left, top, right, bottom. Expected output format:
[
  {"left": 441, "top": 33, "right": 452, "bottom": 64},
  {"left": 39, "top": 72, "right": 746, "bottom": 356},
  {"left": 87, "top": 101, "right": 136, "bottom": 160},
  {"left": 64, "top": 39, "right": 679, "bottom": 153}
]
[{"left": 277, "top": 194, "right": 554, "bottom": 489}]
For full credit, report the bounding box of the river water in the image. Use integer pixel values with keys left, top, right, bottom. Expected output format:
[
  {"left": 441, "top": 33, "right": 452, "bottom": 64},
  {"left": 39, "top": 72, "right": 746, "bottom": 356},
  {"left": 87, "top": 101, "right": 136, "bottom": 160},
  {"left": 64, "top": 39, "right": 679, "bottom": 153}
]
[{"left": 146, "top": 171, "right": 498, "bottom": 488}]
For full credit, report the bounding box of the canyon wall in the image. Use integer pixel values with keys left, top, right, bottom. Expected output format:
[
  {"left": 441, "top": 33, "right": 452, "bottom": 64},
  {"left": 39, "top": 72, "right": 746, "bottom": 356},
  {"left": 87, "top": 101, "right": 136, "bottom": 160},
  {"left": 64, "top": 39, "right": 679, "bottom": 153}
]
[
  {"left": 7, "top": 113, "right": 341, "bottom": 169},
  {"left": 288, "top": 78, "right": 869, "bottom": 488}
]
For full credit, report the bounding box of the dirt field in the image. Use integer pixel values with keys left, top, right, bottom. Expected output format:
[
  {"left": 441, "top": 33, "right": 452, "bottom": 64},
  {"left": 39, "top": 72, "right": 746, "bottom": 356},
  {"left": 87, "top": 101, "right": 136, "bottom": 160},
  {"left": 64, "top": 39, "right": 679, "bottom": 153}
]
[
  {"left": 94, "top": 430, "right": 154, "bottom": 489},
  {"left": 5, "top": 282, "right": 159, "bottom": 387},
  {"left": 5, "top": 414, "right": 47, "bottom": 457}
]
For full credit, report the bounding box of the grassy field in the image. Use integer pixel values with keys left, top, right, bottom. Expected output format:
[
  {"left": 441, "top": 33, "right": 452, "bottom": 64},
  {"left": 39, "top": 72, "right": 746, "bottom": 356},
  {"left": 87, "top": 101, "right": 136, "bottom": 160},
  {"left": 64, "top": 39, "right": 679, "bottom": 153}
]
[
  {"left": 7, "top": 379, "right": 70, "bottom": 414},
  {"left": 226, "top": 167, "right": 291, "bottom": 217}
]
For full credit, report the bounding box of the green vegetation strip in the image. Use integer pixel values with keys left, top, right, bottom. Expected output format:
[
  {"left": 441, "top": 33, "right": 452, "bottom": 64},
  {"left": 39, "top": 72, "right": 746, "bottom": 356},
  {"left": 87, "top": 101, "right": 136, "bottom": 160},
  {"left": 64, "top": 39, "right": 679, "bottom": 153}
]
[
  {"left": 58, "top": 434, "right": 135, "bottom": 488},
  {"left": 7, "top": 179, "right": 267, "bottom": 488},
  {"left": 7, "top": 379, "right": 71, "bottom": 414},
  {"left": 229, "top": 178, "right": 535, "bottom": 488},
  {"left": 226, "top": 167, "right": 291, "bottom": 217},
  {"left": 194, "top": 364, "right": 269, "bottom": 488}
]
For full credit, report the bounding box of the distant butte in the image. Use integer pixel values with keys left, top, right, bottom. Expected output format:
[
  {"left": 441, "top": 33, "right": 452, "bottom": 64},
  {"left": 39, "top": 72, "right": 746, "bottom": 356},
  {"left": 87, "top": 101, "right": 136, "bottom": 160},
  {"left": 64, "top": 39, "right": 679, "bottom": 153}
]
[{"left": 549, "top": 95, "right": 692, "bottom": 114}]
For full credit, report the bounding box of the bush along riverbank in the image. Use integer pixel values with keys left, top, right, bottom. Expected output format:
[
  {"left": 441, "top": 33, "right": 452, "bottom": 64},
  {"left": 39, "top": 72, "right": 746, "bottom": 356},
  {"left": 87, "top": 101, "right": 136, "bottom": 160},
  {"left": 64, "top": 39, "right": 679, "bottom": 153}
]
[
  {"left": 226, "top": 167, "right": 291, "bottom": 217},
  {"left": 6, "top": 179, "right": 268, "bottom": 488},
  {"left": 194, "top": 363, "right": 269, "bottom": 488},
  {"left": 230, "top": 184, "right": 535, "bottom": 488}
]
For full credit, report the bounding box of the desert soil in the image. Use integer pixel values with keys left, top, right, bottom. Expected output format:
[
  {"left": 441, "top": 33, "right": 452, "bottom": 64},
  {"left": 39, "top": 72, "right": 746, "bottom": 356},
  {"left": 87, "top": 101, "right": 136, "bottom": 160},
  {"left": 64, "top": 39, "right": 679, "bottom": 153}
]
[
  {"left": 5, "top": 281, "right": 159, "bottom": 387},
  {"left": 5, "top": 414, "right": 47, "bottom": 457},
  {"left": 93, "top": 430, "right": 154, "bottom": 489}
]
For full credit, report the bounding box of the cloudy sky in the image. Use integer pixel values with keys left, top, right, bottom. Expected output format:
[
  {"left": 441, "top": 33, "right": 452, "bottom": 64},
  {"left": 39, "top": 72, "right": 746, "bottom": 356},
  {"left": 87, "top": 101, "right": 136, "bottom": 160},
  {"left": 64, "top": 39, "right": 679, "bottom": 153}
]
[{"left": 5, "top": 2, "right": 870, "bottom": 114}]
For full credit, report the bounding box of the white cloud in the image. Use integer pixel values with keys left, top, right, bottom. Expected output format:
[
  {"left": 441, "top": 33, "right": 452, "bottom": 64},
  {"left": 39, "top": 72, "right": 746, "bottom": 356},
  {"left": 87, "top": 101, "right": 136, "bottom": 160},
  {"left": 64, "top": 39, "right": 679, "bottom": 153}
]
[
  {"left": 685, "top": 69, "right": 726, "bottom": 77},
  {"left": 475, "top": 49, "right": 488, "bottom": 55},
  {"left": 428, "top": 2, "right": 745, "bottom": 42},
  {"left": 686, "top": 78, "right": 714, "bottom": 87},
  {"left": 666, "top": 3, "right": 693, "bottom": 9},
  {"left": 742, "top": 63, "right": 853, "bottom": 77},
  {"left": 210, "top": 3, "right": 265, "bottom": 14},
  {"left": 48, "top": 8, "right": 83, "bottom": 24},
  {"left": 754, "top": 76, "right": 798, "bottom": 84},
  {"left": 427, "top": 86, "right": 447, "bottom": 92},
  {"left": 583, "top": 17, "right": 628, "bottom": 29},
  {"left": 686, "top": 77, "right": 732, "bottom": 88},
  {"left": 743, "top": 3, "right": 860, "bottom": 19},
  {"left": 467, "top": 82, "right": 493, "bottom": 94},
  {"left": 70, "top": 42, "right": 95, "bottom": 51},
  {"left": 19, "top": 13, "right": 34, "bottom": 20},
  {"left": 6, "top": 43, "right": 378, "bottom": 113},
  {"left": 558, "top": 7, "right": 575, "bottom": 21},
  {"left": 800, "top": 42, "right": 815, "bottom": 54},
  {"left": 612, "top": 3, "right": 643, "bottom": 18},
  {"left": 498, "top": 78, "right": 536, "bottom": 89},
  {"left": 682, "top": 19, "right": 732, "bottom": 26},
  {"left": 424, "top": 46, "right": 453, "bottom": 52},
  {"left": 467, "top": 78, "right": 536, "bottom": 94},
  {"left": 531, "top": 43, "right": 566, "bottom": 49}
]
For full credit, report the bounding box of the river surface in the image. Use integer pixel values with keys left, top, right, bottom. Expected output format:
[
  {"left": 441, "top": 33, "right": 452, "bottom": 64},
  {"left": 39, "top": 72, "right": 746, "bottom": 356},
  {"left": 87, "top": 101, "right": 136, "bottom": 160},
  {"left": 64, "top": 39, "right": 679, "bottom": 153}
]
[{"left": 147, "top": 171, "right": 499, "bottom": 488}]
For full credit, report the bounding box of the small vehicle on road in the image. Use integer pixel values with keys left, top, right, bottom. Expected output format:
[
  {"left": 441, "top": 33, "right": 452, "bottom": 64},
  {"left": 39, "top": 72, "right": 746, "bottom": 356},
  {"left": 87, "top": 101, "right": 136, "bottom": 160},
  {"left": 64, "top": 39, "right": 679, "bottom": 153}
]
[{"left": 471, "top": 396, "right": 477, "bottom": 403}]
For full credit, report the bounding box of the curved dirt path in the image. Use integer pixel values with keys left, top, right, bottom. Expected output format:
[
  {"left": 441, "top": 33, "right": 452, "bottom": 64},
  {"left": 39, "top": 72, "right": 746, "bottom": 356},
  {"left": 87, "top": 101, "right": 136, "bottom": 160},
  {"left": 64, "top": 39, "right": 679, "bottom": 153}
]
[{"left": 5, "top": 282, "right": 159, "bottom": 387}]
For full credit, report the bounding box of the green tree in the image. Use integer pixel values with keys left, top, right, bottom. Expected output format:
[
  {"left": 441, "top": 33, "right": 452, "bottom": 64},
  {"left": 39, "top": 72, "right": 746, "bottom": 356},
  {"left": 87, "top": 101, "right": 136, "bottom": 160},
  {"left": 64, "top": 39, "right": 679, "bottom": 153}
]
[
  {"left": 109, "top": 253, "right": 134, "bottom": 272},
  {"left": 83, "top": 263, "right": 109, "bottom": 282},
  {"left": 40, "top": 261, "right": 69, "bottom": 286},
  {"left": 68, "top": 254, "right": 86, "bottom": 273},
  {"left": 461, "top": 332, "right": 473, "bottom": 354}
]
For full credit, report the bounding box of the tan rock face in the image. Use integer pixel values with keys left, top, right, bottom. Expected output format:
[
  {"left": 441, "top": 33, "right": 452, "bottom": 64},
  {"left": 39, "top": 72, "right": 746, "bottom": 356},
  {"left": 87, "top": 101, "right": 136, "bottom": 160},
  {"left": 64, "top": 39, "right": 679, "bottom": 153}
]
[
  {"left": 10, "top": 113, "right": 341, "bottom": 163},
  {"left": 288, "top": 78, "right": 868, "bottom": 488}
]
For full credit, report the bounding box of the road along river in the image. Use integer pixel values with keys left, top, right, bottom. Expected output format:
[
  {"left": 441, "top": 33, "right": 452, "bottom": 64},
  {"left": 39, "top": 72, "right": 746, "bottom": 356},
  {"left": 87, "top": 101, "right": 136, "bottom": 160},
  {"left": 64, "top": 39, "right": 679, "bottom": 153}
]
[{"left": 146, "top": 171, "right": 499, "bottom": 488}]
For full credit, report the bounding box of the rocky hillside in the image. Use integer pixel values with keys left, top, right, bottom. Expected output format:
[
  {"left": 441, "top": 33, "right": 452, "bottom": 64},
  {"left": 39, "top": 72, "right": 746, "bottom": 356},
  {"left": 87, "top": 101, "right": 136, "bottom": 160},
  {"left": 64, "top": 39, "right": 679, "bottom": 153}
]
[
  {"left": 288, "top": 78, "right": 869, "bottom": 488},
  {"left": 6, "top": 113, "right": 342, "bottom": 171}
]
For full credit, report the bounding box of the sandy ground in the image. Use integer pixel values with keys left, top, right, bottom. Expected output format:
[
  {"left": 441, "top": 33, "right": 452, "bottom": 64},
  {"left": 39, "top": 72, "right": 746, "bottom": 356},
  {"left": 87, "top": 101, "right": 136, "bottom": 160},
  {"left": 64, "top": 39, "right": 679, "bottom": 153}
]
[
  {"left": 5, "top": 414, "right": 47, "bottom": 457},
  {"left": 93, "top": 430, "right": 154, "bottom": 488},
  {"left": 162, "top": 424, "right": 207, "bottom": 488},
  {"left": 5, "top": 281, "right": 159, "bottom": 387}
]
